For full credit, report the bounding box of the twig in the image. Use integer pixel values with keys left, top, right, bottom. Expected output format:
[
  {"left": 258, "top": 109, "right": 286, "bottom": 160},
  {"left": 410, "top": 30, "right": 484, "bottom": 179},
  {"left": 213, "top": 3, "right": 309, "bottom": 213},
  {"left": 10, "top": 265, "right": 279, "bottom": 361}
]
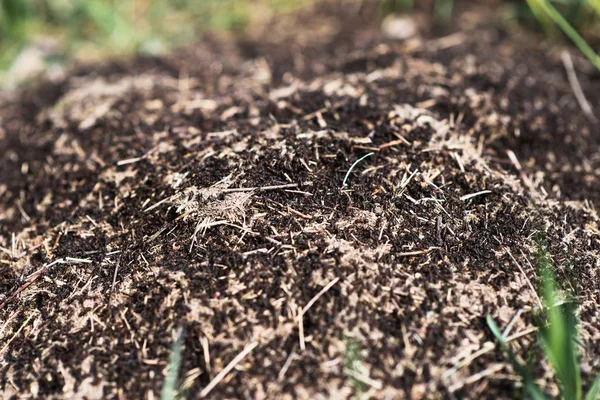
[
  {"left": 200, "top": 341, "right": 258, "bottom": 397},
  {"left": 108, "top": 249, "right": 125, "bottom": 307},
  {"left": 0, "top": 259, "right": 64, "bottom": 311},
  {"left": 561, "top": 50, "right": 596, "bottom": 121},
  {"left": 448, "top": 364, "right": 504, "bottom": 392},
  {"left": 460, "top": 190, "right": 492, "bottom": 201},
  {"left": 278, "top": 346, "right": 297, "bottom": 381},
  {"left": 117, "top": 156, "right": 143, "bottom": 166},
  {"left": 298, "top": 314, "right": 305, "bottom": 351},
  {"left": 443, "top": 327, "right": 537, "bottom": 380},
  {"left": 506, "top": 248, "right": 543, "bottom": 310},
  {"left": 396, "top": 247, "right": 439, "bottom": 257},
  {"left": 0, "top": 313, "right": 35, "bottom": 354},
  {"left": 344, "top": 368, "right": 383, "bottom": 390},
  {"left": 378, "top": 137, "right": 410, "bottom": 149},
  {"left": 297, "top": 277, "right": 340, "bottom": 320},
  {"left": 16, "top": 202, "right": 31, "bottom": 222},
  {"left": 222, "top": 183, "right": 298, "bottom": 193},
  {"left": 296, "top": 277, "right": 339, "bottom": 351},
  {"left": 144, "top": 194, "right": 180, "bottom": 212},
  {"left": 65, "top": 257, "right": 93, "bottom": 264},
  {"left": 502, "top": 310, "right": 523, "bottom": 338}
]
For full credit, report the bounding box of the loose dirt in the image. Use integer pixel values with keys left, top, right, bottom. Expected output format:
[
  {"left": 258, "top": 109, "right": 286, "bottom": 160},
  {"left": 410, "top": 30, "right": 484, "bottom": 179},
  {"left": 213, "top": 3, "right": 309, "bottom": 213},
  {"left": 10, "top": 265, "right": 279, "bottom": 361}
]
[{"left": 1, "top": 2, "right": 599, "bottom": 399}]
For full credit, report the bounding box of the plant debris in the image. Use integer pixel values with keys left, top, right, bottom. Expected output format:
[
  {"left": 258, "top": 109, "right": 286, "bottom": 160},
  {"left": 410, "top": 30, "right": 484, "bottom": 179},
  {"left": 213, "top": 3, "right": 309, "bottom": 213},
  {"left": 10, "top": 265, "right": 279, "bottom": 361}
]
[{"left": 0, "top": 2, "right": 599, "bottom": 399}]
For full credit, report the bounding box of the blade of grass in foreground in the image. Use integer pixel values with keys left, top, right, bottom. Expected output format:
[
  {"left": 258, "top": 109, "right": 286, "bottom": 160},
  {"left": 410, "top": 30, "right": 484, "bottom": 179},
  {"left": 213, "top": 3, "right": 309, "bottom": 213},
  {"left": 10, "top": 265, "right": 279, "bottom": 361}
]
[
  {"left": 528, "top": 0, "right": 600, "bottom": 71},
  {"left": 486, "top": 315, "right": 548, "bottom": 400},
  {"left": 588, "top": 0, "right": 600, "bottom": 17},
  {"left": 161, "top": 329, "right": 184, "bottom": 400},
  {"left": 434, "top": 0, "right": 454, "bottom": 25},
  {"left": 586, "top": 375, "right": 600, "bottom": 400},
  {"left": 537, "top": 266, "right": 582, "bottom": 400}
]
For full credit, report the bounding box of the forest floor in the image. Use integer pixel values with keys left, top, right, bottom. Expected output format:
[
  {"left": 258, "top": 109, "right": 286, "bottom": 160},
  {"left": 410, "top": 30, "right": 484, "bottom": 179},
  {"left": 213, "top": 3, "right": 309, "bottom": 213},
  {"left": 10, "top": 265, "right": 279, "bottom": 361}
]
[{"left": 0, "top": 2, "right": 599, "bottom": 399}]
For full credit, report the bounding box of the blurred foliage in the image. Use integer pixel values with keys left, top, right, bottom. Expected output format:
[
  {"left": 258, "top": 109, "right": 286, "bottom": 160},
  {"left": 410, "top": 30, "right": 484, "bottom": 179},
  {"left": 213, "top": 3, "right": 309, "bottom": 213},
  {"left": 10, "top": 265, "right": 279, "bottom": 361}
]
[
  {"left": 380, "top": 0, "right": 600, "bottom": 34},
  {"left": 0, "top": 0, "right": 599, "bottom": 75},
  {"left": 487, "top": 240, "right": 600, "bottom": 400},
  {"left": 0, "top": 0, "right": 307, "bottom": 71},
  {"left": 524, "top": 0, "right": 600, "bottom": 69},
  {"left": 379, "top": 0, "right": 600, "bottom": 70}
]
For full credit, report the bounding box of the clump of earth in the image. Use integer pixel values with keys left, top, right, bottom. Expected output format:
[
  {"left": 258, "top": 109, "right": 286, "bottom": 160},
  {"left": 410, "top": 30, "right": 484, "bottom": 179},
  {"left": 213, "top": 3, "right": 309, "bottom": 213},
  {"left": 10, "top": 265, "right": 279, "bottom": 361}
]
[{"left": 1, "top": 2, "right": 599, "bottom": 399}]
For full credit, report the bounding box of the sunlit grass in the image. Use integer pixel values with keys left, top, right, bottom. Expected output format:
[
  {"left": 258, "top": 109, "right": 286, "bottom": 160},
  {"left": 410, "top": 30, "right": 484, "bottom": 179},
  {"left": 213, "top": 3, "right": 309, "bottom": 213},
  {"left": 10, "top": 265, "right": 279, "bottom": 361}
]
[
  {"left": 487, "top": 243, "right": 600, "bottom": 400},
  {"left": 2, "top": 1, "right": 599, "bottom": 76},
  {"left": 343, "top": 337, "right": 367, "bottom": 394},
  {"left": 0, "top": 0, "right": 310, "bottom": 72},
  {"left": 380, "top": 0, "right": 600, "bottom": 71},
  {"left": 527, "top": 0, "right": 600, "bottom": 70},
  {"left": 161, "top": 329, "right": 184, "bottom": 400}
]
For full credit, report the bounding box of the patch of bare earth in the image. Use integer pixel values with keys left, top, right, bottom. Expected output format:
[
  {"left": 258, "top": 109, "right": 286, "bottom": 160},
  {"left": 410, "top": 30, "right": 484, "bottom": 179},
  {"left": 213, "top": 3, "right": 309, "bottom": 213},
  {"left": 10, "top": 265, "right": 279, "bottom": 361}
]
[{"left": 0, "top": 2, "right": 599, "bottom": 399}]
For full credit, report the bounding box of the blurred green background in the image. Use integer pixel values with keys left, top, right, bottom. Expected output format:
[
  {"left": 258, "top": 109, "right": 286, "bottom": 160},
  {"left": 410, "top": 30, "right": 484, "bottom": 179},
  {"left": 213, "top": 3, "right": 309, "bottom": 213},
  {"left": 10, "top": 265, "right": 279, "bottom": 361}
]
[
  {"left": 0, "top": 0, "right": 310, "bottom": 85},
  {"left": 0, "top": 0, "right": 599, "bottom": 85}
]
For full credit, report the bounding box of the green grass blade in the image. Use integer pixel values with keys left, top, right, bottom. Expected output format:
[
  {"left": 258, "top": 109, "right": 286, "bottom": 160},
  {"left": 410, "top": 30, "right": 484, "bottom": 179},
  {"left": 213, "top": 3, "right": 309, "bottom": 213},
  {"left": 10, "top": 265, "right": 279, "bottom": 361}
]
[
  {"left": 586, "top": 375, "right": 600, "bottom": 400},
  {"left": 0, "top": 0, "right": 29, "bottom": 37},
  {"left": 486, "top": 315, "right": 548, "bottom": 400},
  {"left": 343, "top": 337, "right": 367, "bottom": 394},
  {"left": 434, "top": 0, "right": 454, "bottom": 25},
  {"left": 586, "top": 0, "right": 600, "bottom": 16},
  {"left": 487, "top": 314, "right": 506, "bottom": 342},
  {"left": 530, "top": 0, "right": 600, "bottom": 71},
  {"left": 538, "top": 266, "right": 582, "bottom": 400},
  {"left": 527, "top": 0, "right": 556, "bottom": 34},
  {"left": 161, "top": 329, "right": 184, "bottom": 400}
]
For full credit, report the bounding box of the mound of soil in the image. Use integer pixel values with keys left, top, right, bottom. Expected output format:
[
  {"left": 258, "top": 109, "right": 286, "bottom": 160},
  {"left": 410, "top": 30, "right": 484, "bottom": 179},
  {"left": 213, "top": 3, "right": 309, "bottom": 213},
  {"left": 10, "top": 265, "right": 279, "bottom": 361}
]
[{"left": 1, "top": 2, "right": 599, "bottom": 399}]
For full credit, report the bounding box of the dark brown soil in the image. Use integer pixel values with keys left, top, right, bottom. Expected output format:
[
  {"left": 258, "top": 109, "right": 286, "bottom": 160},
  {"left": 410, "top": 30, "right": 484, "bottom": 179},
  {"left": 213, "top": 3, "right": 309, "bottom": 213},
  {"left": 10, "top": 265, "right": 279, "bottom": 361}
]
[{"left": 1, "top": 2, "right": 599, "bottom": 399}]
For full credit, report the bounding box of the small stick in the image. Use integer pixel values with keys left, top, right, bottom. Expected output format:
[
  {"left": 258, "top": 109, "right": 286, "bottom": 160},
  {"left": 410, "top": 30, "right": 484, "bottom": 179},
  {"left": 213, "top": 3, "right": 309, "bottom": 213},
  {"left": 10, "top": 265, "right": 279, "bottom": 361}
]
[
  {"left": 200, "top": 341, "right": 258, "bottom": 397},
  {"left": 562, "top": 50, "right": 596, "bottom": 121},
  {"left": 344, "top": 368, "right": 383, "bottom": 390},
  {"left": 110, "top": 262, "right": 120, "bottom": 296},
  {"left": 379, "top": 137, "right": 410, "bottom": 149},
  {"left": 117, "top": 156, "right": 143, "bottom": 166},
  {"left": 65, "top": 257, "right": 93, "bottom": 264},
  {"left": 287, "top": 206, "right": 312, "bottom": 220},
  {"left": 222, "top": 183, "right": 298, "bottom": 193},
  {"left": 443, "top": 342, "right": 496, "bottom": 379},
  {"left": 297, "top": 277, "right": 340, "bottom": 320},
  {"left": 298, "top": 314, "right": 305, "bottom": 351},
  {"left": 200, "top": 336, "right": 211, "bottom": 373},
  {"left": 396, "top": 247, "right": 439, "bottom": 257},
  {"left": 506, "top": 248, "right": 543, "bottom": 309},
  {"left": 16, "top": 202, "right": 31, "bottom": 222},
  {"left": 108, "top": 249, "right": 126, "bottom": 306},
  {"left": 443, "top": 326, "right": 537, "bottom": 379},
  {"left": 0, "top": 312, "right": 35, "bottom": 354},
  {"left": 296, "top": 277, "right": 340, "bottom": 351},
  {"left": 0, "top": 259, "right": 64, "bottom": 311},
  {"left": 278, "top": 346, "right": 297, "bottom": 381},
  {"left": 448, "top": 364, "right": 504, "bottom": 392},
  {"left": 144, "top": 194, "right": 180, "bottom": 212},
  {"left": 460, "top": 190, "right": 491, "bottom": 201},
  {"left": 502, "top": 309, "right": 523, "bottom": 338}
]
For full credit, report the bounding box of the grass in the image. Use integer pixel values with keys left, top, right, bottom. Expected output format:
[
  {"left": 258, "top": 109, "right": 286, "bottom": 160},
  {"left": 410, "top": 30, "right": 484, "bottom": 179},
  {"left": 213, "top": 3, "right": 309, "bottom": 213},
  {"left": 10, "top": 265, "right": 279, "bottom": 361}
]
[
  {"left": 1, "top": 0, "right": 599, "bottom": 81},
  {"left": 343, "top": 337, "right": 368, "bottom": 394},
  {"left": 527, "top": 0, "right": 600, "bottom": 70},
  {"left": 486, "top": 243, "right": 600, "bottom": 400},
  {"left": 161, "top": 328, "right": 184, "bottom": 400},
  {"left": 0, "top": 0, "right": 309, "bottom": 76},
  {"left": 379, "top": 0, "right": 600, "bottom": 71}
]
